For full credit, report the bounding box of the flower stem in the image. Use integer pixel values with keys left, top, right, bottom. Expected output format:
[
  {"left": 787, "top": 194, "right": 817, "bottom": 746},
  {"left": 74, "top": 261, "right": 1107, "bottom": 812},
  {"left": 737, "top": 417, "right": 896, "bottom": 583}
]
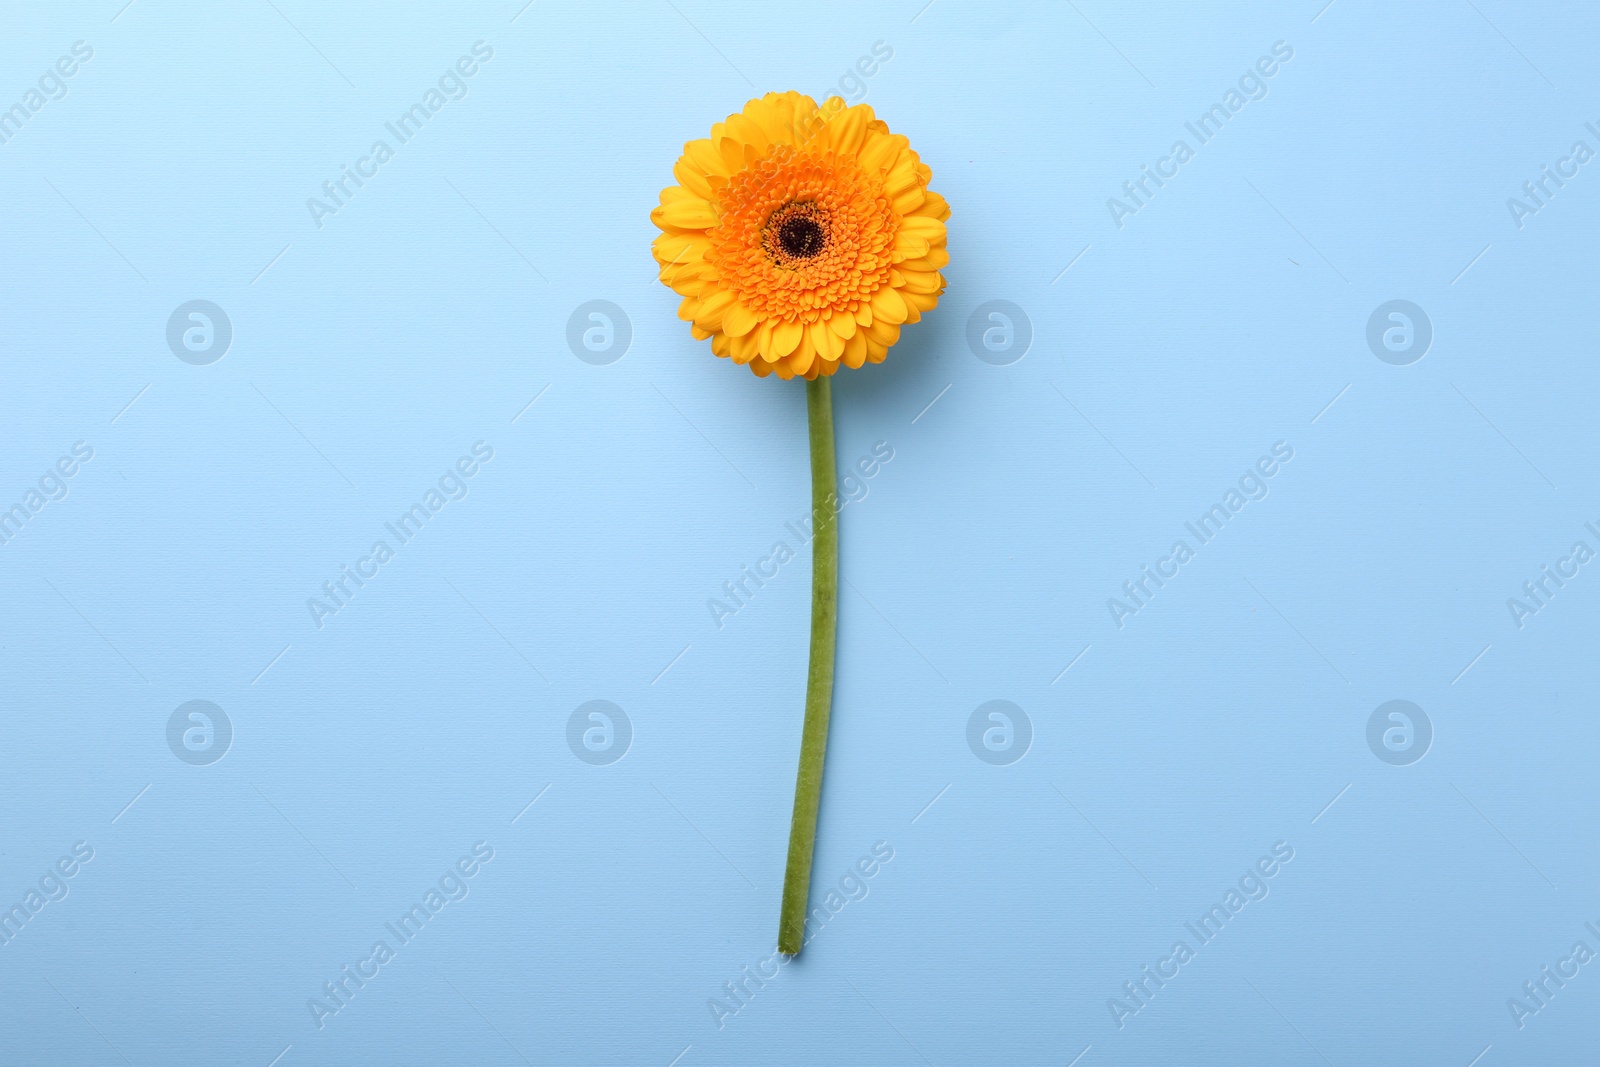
[{"left": 778, "top": 376, "right": 839, "bottom": 955}]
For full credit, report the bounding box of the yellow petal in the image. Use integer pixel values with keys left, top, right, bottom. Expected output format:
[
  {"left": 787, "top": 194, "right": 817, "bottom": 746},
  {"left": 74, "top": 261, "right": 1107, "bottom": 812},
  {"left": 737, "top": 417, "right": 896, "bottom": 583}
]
[
  {"left": 653, "top": 232, "right": 708, "bottom": 267},
  {"left": 730, "top": 330, "right": 760, "bottom": 363},
  {"left": 653, "top": 198, "right": 718, "bottom": 231},
  {"left": 858, "top": 132, "right": 906, "bottom": 176},
  {"left": 917, "top": 191, "right": 951, "bottom": 222},
  {"left": 723, "top": 302, "right": 759, "bottom": 337},
  {"left": 770, "top": 319, "right": 803, "bottom": 357},
  {"left": 682, "top": 138, "right": 730, "bottom": 179},
  {"left": 866, "top": 318, "right": 901, "bottom": 346},
  {"left": 827, "top": 312, "right": 856, "bottom": 340},
  {"left": 842, "top": 331, "right": 869, "bottom": 369},
  {"left": 692, "top": 287, "right": 736, "bottom": 330},
  {"left": 717, "top": 131, "right": 761, "bottom": 172},
  {"left": 804, "top": 96, "right": 847, "bottom": 148},
  {"left": 659, "top": 256, "right": 712, "bottom": 280},
  {"left": 827, "top": 104, "right": 872, "bottom": 157},
  {"left": 899, "top": 216, "right": 944, "bottom": 242},
  {"left": 787, "top": 334, "right": 816, "bottom": 377},
  {"left": 659, "top": 264, "right": 712, "bottom": 292},
  {"left": 885, "top": 159, "right": 922, "bottom": 197},
  {"left": 810, "top": 318, "right": 844, "bottom": 362},
  {"left": 723, "top": 112, "right": 768, "bottom": 154},
  {"left": 893, "top": 234, "right": 931, "bottom": 259},
  {"left": 870, "top": 286, "right": 908, "bottom": 325},
  {"left": 673, "top": 160, "right": 713, "bottom": 199},
  {"left": 892, "top": 184, "right": 926, "bottom": 215},
  {"left": 900, "top": 248, "right": 950, "bottom": 271},
  {"left": 749, "top": 94, "right": 804, "bottom": 145}
]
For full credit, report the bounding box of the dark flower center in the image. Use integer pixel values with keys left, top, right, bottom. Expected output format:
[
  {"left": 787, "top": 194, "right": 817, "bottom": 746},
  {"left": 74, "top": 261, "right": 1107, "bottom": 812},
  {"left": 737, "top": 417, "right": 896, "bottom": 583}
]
[{"left": 777, "top": 215, "right": 825, "bottom": 259}]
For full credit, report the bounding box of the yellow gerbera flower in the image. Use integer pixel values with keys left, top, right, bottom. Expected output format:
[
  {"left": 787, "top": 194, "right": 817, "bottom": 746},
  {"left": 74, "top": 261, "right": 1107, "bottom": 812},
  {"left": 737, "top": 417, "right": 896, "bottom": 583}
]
[
  {"left": 650, "top": 92, "right": 949, "bottom": 380},
  {"left": 651, "top": 93, "right": 950, "bottom": 956}
]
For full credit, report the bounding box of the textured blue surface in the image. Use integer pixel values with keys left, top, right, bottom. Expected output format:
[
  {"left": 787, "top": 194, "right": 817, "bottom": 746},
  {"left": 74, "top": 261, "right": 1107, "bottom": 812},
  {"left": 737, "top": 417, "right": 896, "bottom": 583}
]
[{"left": 2, "top": 1, "right": 1598, "bottom": 1064}]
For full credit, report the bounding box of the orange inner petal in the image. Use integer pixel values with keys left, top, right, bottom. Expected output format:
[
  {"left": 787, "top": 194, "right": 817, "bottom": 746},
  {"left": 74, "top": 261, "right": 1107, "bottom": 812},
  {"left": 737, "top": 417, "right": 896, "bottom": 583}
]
[{"left": 703, "top": 144, "right": 898, "bottom": 327}]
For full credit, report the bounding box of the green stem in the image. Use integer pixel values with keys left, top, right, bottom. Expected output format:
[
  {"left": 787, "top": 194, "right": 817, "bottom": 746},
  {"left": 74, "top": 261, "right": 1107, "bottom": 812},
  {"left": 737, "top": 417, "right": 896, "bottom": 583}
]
[{"left": 778, "top": 376, "right": 839, "bottom": 955}]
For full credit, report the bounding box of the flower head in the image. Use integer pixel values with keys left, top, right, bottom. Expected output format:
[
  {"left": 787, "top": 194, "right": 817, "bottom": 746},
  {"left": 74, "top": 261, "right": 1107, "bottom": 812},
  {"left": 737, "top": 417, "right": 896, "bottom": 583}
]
[{"left": 651, "top": 92, "right": 949, "bottom": 380}]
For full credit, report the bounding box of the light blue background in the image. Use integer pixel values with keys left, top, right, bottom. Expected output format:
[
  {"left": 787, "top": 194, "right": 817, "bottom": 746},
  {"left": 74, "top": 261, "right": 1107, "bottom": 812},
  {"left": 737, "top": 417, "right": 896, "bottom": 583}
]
[{"left": 2, "top": 1, "right": 1597, "bottom": 1064}]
